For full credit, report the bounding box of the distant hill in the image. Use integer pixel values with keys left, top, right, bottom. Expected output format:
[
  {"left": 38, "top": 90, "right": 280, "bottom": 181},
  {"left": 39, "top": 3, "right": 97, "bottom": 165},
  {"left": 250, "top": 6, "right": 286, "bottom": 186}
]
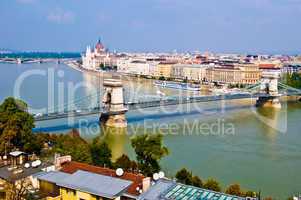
[
  {"left": 0, "top": 51, "right": 81, "bottom": 59},
  {"left": 0, "top": 48, "right": 16, "bottom": 54}
]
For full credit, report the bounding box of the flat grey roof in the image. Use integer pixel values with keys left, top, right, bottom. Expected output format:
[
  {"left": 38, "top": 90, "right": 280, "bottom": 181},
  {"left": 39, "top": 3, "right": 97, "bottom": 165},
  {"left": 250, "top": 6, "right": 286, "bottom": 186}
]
[
  {"left": 45, "top": 170, "right": 133, "bottom": 199},
  {"left": 34, "top": 171, "right": 70, "bottom": 184},
  {"left": 138, "top": 179, "right": 247, "bottom": 200},
  {"left": 137, "top": 179, "right": 175, "bottom": 200},
  {"left": 0, "top": 162, "right": 52, "bottom": 183}
]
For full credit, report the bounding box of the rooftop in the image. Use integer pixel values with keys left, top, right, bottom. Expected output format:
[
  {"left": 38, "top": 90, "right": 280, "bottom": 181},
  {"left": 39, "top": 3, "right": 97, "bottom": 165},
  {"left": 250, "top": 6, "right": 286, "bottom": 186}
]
[
  {"left": 9, "top": 151, "right": 25, "bottom": 157},
  {"left": 60, "top": 161, "right": 145, "bottom": 196},
  {"left": 37, "top": 170, "right": 133, "bottom": 199},
  {"left": 138, "top": 179, "right": 247, "bottom": 200},
  {"left": 0, "top": 162, "right": 52, "bottom": 183}
]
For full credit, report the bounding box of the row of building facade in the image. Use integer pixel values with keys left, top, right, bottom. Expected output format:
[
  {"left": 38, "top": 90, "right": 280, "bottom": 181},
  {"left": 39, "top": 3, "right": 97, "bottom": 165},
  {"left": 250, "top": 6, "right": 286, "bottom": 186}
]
[
  {"left": 117, "top": 59, "right": 262, "bottom": 85},
  {"left": 81, "top": 40, "right": 301, "bottom": 85}
]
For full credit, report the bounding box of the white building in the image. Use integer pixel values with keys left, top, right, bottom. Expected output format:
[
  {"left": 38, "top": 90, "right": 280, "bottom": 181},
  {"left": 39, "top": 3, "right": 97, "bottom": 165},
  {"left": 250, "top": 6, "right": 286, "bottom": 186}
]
[
  {"left": 172, "top": 63, "right": 212, "bottom": 81},
  {"left": 82, "top": 39, "right": 116, "bottom": 70},
  {"left": 117, "top": 58, "right": 158, "bottom": 76}
]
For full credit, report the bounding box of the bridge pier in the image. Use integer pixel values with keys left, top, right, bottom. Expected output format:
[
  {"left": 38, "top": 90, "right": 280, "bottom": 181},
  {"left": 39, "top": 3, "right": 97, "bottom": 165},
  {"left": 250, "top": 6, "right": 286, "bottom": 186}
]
[
  {"left": 256, "top": 95, "right": 281, "bottom": 109},
  {"left": 100, "top": 79, "right": 128, "bottom": 128},
  {"left": 256, "top": 68, "right": 281, "bottom": 109}
]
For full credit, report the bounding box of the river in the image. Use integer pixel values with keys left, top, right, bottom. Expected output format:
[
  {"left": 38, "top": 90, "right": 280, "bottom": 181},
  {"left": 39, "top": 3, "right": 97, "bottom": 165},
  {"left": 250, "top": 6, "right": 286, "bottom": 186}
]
[{"left": 0, "top": 62, "right": 300, "bottom": 198}]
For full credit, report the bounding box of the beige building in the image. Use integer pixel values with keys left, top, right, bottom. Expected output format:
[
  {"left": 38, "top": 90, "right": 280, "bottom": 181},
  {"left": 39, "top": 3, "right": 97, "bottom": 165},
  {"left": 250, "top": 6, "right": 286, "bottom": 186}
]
[
  {"left": 154, "top": 61, "right": 176, "bottom": 78},
  {"left": 172, "top": 64, "right": 211, "bottom": 81},
  {"left": 206, "top": 63, "right": 261, "bottom": 84},
  {"left": 237, "top": 63, "right": 261, "bottom": 84}
]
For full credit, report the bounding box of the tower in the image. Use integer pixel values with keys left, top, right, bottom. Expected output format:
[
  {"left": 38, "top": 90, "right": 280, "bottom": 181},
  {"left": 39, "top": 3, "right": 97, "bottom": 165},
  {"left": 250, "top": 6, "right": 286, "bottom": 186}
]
[
  {"left": 256, "top": 69, "right": 281, "bottom": 108},
  {"left": 100, "top": 79, "right": 128, "bottom": 128}
]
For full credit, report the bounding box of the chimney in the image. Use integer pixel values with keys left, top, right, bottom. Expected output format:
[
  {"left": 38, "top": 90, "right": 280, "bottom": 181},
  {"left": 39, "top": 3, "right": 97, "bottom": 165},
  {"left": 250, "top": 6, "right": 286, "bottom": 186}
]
[
  {"left": 54, "top": 154, "right": 72, "bottom": 170},
  {"left": 142, "top": 177, "right": 151, "bottom": 192}
]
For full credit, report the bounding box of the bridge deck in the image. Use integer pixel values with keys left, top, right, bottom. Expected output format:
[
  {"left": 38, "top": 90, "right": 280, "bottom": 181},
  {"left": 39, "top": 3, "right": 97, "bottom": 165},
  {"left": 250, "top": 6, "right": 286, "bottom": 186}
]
[{"left": 34, "top": 93, "right": 254, "bottom": 121}]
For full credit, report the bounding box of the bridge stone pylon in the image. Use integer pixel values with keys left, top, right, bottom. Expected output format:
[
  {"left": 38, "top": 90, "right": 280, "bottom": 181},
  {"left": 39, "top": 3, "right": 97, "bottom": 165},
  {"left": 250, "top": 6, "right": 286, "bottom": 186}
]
[
  {"left": 99, "top": 79, "right": 128, "bottom": 128},
  {"left": 256, "top": 69, "right": 281, "bottom": 108}
]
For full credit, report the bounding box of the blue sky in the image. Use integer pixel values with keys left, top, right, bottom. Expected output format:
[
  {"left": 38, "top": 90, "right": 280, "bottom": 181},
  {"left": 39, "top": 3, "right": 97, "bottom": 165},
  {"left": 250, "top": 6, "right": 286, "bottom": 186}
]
[{"left": 1, "top": 0, "right": 301, "bottom": 54}]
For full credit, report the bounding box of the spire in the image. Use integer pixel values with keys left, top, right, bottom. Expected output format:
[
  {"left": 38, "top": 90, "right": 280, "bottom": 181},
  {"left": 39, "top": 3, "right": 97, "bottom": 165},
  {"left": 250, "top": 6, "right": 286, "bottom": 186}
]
[{"left": 95, "top": 37, "right": 105, "bottom": 52}]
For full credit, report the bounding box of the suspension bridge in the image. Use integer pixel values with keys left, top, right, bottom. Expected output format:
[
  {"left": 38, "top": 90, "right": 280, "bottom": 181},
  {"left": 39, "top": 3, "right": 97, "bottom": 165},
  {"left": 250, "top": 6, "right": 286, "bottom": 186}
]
[{"left": 32, "top": 70, "right": 301, "bottom": 130}]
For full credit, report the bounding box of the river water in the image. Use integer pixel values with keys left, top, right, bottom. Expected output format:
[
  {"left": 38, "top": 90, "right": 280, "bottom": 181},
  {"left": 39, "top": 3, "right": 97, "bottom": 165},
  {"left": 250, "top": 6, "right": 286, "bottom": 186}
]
[{"left": 0, "top": 62, "right": 300, "bottom": 198}]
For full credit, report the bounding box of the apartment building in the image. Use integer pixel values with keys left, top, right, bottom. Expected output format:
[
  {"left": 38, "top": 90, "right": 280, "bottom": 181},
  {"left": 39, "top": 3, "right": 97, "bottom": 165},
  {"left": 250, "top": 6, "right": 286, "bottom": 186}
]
[
  {"left": 206, "top": 63, "right": 261, "bottom": 84},
  {"left": 171, "top": 64, "right": 211, "bottom": 81},
  {"left": 154, "top": 61, "right": 177, "bottom": 78}
]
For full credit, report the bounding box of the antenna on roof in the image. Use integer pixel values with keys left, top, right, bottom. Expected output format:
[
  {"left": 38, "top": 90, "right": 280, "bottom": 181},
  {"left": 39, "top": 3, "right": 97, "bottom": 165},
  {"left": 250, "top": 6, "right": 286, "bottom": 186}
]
[
  {"left": 116, "top": 168, "right": 124, "bottom": 176},
  {"left": 152, "top": 173, "right": 159, "bottom": 181},
  {"left": 158, "top": 171, "right": 165, "bottom": 179}
]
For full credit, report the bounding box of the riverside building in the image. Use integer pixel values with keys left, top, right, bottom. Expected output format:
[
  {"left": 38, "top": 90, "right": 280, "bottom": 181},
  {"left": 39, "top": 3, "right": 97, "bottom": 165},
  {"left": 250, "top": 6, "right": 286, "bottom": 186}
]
[
  {"left": 206, "top": 63, "right": 261, "bottom": 84},
  {"left": 82, "top": 39, "right": 117, "bottom": 70}
]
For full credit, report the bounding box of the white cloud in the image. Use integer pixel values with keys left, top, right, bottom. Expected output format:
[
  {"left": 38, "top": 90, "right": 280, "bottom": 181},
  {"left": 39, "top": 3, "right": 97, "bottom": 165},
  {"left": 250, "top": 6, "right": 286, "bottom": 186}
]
[{"left": 47, "top": 8, "right": 75, "bottom": 24}]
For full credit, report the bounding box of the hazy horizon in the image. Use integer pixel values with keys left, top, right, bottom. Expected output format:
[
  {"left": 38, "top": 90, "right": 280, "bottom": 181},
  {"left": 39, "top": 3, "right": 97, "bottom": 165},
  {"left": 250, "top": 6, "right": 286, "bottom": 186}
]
[{"left": 1, "top": 0, "right": 301, "bottom": 54}]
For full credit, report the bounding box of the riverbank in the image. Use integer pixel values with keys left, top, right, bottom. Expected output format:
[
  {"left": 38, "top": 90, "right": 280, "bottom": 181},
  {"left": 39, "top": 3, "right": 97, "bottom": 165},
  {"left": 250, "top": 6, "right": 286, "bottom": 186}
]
[{"left": 1, "top": 62, "right": 300, "bottom": 198}]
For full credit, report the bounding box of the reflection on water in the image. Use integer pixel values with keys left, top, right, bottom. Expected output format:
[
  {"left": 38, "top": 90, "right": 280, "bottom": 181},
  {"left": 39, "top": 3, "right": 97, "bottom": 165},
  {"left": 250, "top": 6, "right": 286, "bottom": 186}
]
[
  {"left": 254, "top": 103, "right": 288, "bottom": 141},
  {"left": 1, "top": 63, "right": 301, "bottom": 199},
  {"left": 100, "top": 126, "right": 128, "bottom": 161}
]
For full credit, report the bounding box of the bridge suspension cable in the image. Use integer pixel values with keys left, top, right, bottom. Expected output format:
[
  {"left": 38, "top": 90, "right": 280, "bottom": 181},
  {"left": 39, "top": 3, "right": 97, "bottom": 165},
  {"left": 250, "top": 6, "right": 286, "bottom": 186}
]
[
  {"left": 278, "top": 82, "right": 301, "bottom": 94},
  {"left": 36, "top": 89, "right": 102, "bottom": 114}
]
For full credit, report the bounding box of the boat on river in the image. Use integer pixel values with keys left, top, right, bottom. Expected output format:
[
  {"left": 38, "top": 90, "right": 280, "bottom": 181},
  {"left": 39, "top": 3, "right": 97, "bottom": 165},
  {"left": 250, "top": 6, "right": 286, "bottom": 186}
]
[{"left": 154, "top": 81, "right": 201, "bottom": 91}]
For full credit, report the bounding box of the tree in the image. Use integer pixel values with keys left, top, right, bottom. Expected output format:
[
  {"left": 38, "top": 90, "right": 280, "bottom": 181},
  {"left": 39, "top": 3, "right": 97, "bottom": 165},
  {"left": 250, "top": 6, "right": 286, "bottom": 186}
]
[
  {"left": 131, "top": 134, "right": 169, "bottom": 176},
  {"left": 175, "top": 168, "right": 203, "bottom": 187},
  {"left": 54, "top": 131, "right": 92, "bottom": 163},
  {"left": 114, "top": 154, "right": 138, "bottom": 172},
  {"left": 90, "top": 137, "right": 112, "bottom": 168},
  {"left": 225, "top": 184, "right": 242, "bottom": 196},
  {"left": 192, "top": 176, "right": 203, "bottom": 188},
  {"left": 159, "top": 76, "right": 166, "bottom": 81},
  {"left": 4, "top": 178, "right": 32, "bottom": 200},
  {"left": 203, "top": 178, "right": 221, "bottom": 192},
  {"left": 282, "top": 72, "right": 301, "bottom": 89},
  {"left": 0, "top": 97, "right": 41, "bottom": 155},
  {"left": 175, "top": 168, "right": 192, "bottom": 185},
  {"left": 244, "top": 191, "right": 257, "bottom": 198}
]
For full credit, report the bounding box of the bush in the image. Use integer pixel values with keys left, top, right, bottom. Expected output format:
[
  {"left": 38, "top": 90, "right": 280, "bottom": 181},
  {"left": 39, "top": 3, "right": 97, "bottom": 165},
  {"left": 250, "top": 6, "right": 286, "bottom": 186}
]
[
  {"left": 203, "top": 178, "right": 221, "bottom": 192},
  {"left": 175, "top": 168, "right": 193, "bottom": 185},
  {"left": 225, "top": 184, "right": 242, "bottom": 196}
]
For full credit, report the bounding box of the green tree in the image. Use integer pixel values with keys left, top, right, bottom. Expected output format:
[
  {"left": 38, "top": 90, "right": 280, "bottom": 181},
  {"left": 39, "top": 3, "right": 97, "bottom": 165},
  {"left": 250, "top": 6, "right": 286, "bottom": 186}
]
[
  {"left": 131, "top": 134, "right": 169, "bottom": 176},
  {"left": 203, "top": 178, "right": 221, "bottom": 192},
  {"left": 244, "top": 191, "right": 257, "bottom": 198},
  {"left": 192, "top": 176, "right": 203, "bottom": 188},
  {"left": 175, "top": 168, "right": 193, "bottom": 185},
  {"left": 90, "top": 137, "right": 112, "bottom": 167},
  {"left": 0, "top": 97, "right": 41, "bottom": 154},
  {"left": 114, "top": 154, "right": 138, "bottom": 171},
  {"left": 175, "top": 168, "right": 203, "bottom": 187},
  {"left": 99, "top": 63, "right": 105, "bottom": 70},
  {"left": 159, "top": 76, "right": 166, "bottom": 81},
  {"left": 282, "top": 72, "right": 301, "bottom": 89},
  {"left": 225, "top": 184, "right": 242, "bottom": 196},
  {"left": 54, "top": 132, "right": 92, "bottom": 163}
]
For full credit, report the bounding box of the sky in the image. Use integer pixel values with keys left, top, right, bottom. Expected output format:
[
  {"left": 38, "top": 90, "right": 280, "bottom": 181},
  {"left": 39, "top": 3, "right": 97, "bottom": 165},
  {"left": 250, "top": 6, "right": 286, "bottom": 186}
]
[{"left": 0, "top": 0, "right": 301, "bottom": 54}]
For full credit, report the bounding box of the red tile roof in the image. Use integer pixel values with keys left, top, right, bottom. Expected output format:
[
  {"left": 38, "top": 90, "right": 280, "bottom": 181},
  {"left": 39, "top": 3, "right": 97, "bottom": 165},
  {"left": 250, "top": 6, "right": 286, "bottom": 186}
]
[
  {"left": 60, "top": 161, "right": 145, "bottom": 196},
  {"left": 258, "top": 63, "right": 277, "bottom": 69}
]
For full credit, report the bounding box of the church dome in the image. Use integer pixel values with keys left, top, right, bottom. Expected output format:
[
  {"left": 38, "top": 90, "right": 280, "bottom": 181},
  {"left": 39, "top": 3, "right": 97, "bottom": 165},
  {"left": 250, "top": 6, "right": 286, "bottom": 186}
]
[{"left": 95, "top": 38, "right": 105, "bottom": 52}]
